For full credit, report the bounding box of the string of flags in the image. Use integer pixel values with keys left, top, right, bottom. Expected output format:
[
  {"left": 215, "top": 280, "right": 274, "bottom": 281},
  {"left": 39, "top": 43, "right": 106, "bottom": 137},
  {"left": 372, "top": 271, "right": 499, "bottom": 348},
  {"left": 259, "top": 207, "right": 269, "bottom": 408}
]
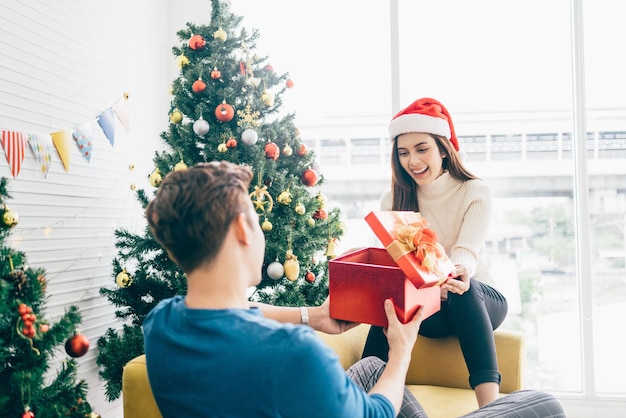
[{"left": 0, "top": 93, "right": 130, "bottom": 178}]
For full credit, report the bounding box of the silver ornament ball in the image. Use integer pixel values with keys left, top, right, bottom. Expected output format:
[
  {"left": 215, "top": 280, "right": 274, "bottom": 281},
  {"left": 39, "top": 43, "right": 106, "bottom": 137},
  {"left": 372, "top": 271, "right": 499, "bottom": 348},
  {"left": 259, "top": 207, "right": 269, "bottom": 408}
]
[
  {"left": 193, "top": 118, "right": 210, "bottom": 136},
  {"left": 267, "top": 261, "right": 284, "bottom": 280},
  {"left": 241, "top": 128, "right": 258, "bottom": 145}
]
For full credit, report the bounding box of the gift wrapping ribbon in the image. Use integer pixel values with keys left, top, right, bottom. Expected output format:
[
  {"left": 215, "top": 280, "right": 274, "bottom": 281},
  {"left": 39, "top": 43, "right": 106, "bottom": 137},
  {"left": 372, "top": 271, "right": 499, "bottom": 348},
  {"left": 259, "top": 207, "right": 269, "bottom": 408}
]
[{"left": 385, "top": 214, "right": 449, "bottom": 283}]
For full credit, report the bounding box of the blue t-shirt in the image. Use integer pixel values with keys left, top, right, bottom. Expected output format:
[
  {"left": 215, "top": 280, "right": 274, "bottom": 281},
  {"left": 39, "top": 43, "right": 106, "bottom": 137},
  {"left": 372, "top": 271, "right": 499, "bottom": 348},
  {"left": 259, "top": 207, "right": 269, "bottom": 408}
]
[{"left": 143, "top": 296, "right": 394, "bottom": 418}]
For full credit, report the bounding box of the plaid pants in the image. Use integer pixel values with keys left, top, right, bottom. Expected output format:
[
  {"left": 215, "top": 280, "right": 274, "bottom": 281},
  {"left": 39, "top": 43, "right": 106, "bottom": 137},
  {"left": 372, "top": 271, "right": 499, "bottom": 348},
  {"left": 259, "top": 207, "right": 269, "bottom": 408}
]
[{"left": 346, "top": 357, "right": 566, "bottom": 418}]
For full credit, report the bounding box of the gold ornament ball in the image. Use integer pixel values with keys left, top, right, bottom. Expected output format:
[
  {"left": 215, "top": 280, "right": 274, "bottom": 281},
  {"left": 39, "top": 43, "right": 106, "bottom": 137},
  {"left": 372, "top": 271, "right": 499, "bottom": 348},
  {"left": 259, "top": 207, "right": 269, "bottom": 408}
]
[
  {"left": 149, "top": 169, "right": 162, "bottom": 187},
  {"left": 295, "top": 203, "right": 306, "bottom": 215},
  {"left": 176, "top": 54, "right": 190, "bottom": 69},
  {"left": 174, "top": 160, "right": 188, "bottom": 171},
  {"left": 213, "top": 27, "right": 228, "bottom": 42},
  {"left": 130, "top": 183, "right": 137, "bottom": 191},
  {"left": 116, "top": 269, "right": 132, "bottom": 288},
  {"left": 2, "top": 208, "right": 18, "bottom": 228},
  {"left": 306, "top": 218, "right": 316, "bottom": 228},
  {"left": 218, "top": 143, "right": 228, "bottom": 153},
  {"left": 170, "top": 110, "right": 183, "bottom": 124},
  {"left": 261, "top": 219, "right": 273, "bottom": 232},
  {"left": 282, "top": 144, "right": 293, "bottom": 156},
  {"left": 260, "top": 92, "right": 274, "bottom": 107},
  {"left": 283, "top": 252, "right": 300, "bottom": 281},
  {"left": 277, "top": 190, "right": 293, "bottom": 205}
]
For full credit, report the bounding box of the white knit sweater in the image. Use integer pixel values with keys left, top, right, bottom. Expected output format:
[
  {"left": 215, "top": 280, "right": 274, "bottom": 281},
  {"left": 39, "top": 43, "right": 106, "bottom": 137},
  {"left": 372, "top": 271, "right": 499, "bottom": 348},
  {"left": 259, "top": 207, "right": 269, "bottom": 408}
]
[{"left": 379, "top": 171, "right": 495, "bottom": 287}]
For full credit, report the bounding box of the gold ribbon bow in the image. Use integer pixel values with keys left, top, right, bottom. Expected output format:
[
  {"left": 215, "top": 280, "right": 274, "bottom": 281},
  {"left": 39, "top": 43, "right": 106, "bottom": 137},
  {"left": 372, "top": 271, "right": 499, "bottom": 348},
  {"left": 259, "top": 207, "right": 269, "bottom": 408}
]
[{"left": 386, "top": 217, "right": 445, "bottom": 280}]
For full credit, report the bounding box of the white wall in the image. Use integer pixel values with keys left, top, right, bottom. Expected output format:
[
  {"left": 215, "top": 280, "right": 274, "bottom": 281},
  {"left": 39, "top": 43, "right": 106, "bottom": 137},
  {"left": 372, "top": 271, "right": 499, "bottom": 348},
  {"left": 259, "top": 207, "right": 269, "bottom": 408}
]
[{"left": 0, "top": 1, "right": 171, "bottom": 415}]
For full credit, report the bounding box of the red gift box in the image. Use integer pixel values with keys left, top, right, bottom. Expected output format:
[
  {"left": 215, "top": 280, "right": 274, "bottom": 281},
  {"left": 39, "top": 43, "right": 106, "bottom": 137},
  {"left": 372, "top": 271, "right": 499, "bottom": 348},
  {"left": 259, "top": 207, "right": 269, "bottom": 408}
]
[
  {"left": 328, "top": 248, "right": 441, "bottom": 327},
  {"left": 328, "top": 211, "right": 455, "bottom": 327}
]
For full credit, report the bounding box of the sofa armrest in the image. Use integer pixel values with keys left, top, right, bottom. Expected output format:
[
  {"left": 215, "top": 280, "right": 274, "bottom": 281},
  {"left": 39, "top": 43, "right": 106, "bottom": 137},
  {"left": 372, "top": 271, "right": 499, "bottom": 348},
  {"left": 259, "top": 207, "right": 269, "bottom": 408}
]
[
  {"left": 122, "top": 354, "right": 163, "bottom": 418},
  {"left": 315, "top": 324, "right": 370, "bottom": 370},
  {"left": 405, "top": 329, "right": 524, "bottom": 393}
]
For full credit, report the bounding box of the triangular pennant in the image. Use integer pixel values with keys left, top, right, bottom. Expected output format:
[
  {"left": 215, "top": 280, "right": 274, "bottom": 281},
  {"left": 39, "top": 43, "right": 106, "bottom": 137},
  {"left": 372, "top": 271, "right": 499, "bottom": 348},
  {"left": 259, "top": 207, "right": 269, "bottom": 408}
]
[
  {"left": 1, "top": 130, "right": 26, "bottom": 178},
  {"left": 27, "top": 133, "right": 54, "bottom": 178},
  {"left": 97, "top": 108, "right": 116, "bottom": 146},
  {"left": 50, "top": 130, "right": 72, "bottom": 172},
  {"left": 72, "top": 123, "right": 94, "bottom": 162},
  {"left": 112, "top": 97, "right": 130, "bottom": 133}
]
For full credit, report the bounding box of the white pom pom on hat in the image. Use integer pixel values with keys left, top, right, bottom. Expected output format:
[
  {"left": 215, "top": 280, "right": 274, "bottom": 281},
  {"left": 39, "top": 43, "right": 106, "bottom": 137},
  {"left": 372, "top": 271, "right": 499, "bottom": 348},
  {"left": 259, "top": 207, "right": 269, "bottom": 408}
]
[{"left": 388, "top": 97, "right": 460, "bottom": 152}]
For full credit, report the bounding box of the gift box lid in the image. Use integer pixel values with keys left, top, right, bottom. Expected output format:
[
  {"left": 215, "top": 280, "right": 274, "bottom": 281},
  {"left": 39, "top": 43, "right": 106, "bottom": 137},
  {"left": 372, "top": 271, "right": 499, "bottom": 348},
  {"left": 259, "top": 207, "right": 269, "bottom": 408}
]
[{"left": 364, "top": 211, "right": 455, "bottom": 288}]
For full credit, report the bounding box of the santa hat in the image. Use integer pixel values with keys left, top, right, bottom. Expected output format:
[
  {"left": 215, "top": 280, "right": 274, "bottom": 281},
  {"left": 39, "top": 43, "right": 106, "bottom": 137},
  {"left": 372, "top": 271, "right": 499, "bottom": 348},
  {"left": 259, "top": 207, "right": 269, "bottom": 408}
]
[{"left": 388, "top": 97, "right": 459, "bottom": 152}]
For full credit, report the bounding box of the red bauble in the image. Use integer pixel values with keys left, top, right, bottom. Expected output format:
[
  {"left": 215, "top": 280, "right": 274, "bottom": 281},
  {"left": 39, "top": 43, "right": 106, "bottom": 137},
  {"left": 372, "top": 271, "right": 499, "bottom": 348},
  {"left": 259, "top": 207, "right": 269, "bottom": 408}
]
[
  {"left": 264, "top": 142, "right": 280, "bottom": 161},
  {"left": 286, "top": 79, "right": 294, "bottom": 89},
  {"left": 301, "top": 169, "right": 319, "bottom": 186},
  {"left": 188, "top": 34, "right": 206, "bottom": 50},
  {"left": 210, "top": 68, "right": 221, "bottom": 79},
  {"left": 22, "top": 410, "right": 34, "bottom": 418},
  {"left": 305, "top": 271, "right": 315, "bottom": 283},
  {"left": 215, "top": 102, "right": 235, "bottom": 122},
  {"left": 192, "top": 79, "right": 206, "bottom": 93},
  {"left": 65, "top": 333, "right": 90, "bottom": 358},
  {"left": 313, "top": 208, "right": 328, "bottom": 220},
  {"left": 226, "top": 137, "right": 237, "bottom": 148},
  {"left": 296, "top": 143, "right": 307, "bottom": 156}
]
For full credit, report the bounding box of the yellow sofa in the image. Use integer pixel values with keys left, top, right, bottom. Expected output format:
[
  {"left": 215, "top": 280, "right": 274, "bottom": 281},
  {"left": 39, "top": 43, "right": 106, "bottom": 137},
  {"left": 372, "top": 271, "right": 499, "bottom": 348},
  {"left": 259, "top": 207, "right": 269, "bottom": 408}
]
[{"left": 122, "top": 325, "right": 524, "bottom": 418}]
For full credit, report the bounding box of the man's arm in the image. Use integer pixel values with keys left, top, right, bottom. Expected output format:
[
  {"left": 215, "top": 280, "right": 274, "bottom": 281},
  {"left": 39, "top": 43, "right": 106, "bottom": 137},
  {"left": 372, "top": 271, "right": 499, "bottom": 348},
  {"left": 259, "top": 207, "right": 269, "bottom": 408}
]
[{"left": 249, "top": 297, "right": 359, "bottom": 334}]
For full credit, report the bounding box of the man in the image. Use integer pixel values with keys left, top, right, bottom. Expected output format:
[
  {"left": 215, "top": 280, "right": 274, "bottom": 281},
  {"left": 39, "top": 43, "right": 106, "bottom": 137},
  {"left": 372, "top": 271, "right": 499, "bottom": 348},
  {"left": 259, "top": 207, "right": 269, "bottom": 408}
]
[{"left": 143, "top": 161, "right": 566, "bottom": 418}]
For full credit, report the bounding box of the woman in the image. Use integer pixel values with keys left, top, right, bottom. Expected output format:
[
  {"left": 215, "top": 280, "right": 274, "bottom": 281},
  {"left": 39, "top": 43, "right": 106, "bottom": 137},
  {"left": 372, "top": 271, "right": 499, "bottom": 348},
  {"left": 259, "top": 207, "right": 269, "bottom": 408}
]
[{"left": 361, "top": 97, "right": 509, "bottom": 408}]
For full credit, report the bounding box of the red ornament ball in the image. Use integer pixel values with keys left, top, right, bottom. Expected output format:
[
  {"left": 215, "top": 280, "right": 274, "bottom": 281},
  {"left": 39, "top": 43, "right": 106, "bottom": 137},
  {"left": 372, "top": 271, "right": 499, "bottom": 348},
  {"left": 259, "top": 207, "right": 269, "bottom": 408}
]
[
  {"left": 22, "top": 410, "right": 34, "bottom": 418},
  {"left": 264, "top": 142, "right": 280, "bottom": 160},
  {"left": 226, "top": 137, "right": 237, "bottom": 148},
  {"left": 301, "top": 169, "right": 319, "bottom": 186},
  {"left": 296, "top": 143, "right": 307, "bottom": 156},
  {"left": 192, "top": 79, "right": 206, "bottom": 93},
  {"left": 305, "top": 271, "right": 315, "bottom": 283},
  {"left": 215, "top": 103, "right": 234, "bottom": 122},
  {"left": 286, "top": 79, "right": 294, "bottom": 89},
  {"left": 313, "top": 208, "right": 328, "bottom": 220},
  {"left": 188, "top": 34, "right": 206, "bottom": 50},
  {"left": 210, "top": 68, "right": 221, "bottom": 79},
  {"left": 65, "top": 333, "right": 90, "bottom": 358}
]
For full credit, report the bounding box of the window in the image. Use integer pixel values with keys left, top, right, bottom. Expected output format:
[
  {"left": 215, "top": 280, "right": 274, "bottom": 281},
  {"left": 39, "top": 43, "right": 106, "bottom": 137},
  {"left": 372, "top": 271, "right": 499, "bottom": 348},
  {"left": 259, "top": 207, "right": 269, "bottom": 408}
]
[{"left": 235, "top": 0, "right": 626, "bottom": 411}]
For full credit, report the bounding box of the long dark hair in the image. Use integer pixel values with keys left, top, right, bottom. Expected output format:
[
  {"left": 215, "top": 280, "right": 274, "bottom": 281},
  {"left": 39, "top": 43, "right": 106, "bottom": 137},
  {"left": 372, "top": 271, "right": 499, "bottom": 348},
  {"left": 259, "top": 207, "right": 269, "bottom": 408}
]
[{"left": 390, "top": 134, "right": 478, "bottom": 211}]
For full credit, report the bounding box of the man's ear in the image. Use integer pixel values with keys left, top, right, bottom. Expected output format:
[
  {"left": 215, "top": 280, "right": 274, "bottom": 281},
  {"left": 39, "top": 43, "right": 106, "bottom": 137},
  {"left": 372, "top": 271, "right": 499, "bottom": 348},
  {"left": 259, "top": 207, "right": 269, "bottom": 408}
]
[{"left": 233, "top": 212, "right": 250, "bottom": 245}]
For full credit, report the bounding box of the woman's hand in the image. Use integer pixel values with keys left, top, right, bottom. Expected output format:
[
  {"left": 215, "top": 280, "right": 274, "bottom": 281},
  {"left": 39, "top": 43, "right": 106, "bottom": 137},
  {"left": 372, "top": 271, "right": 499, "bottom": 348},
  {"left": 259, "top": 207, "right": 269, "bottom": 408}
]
[{"left": 440, "top": 264, "right": 471, "bottom": 300}]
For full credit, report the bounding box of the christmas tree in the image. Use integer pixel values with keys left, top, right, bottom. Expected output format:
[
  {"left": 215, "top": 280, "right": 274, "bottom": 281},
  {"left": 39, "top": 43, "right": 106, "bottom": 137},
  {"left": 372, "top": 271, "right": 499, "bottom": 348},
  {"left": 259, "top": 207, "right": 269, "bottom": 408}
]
[
  {"left": 0, "top": 178, "right": 96, "bottom": 418},
  {"left": 96, "top": 0, "right": 344, "bottom": 401}
]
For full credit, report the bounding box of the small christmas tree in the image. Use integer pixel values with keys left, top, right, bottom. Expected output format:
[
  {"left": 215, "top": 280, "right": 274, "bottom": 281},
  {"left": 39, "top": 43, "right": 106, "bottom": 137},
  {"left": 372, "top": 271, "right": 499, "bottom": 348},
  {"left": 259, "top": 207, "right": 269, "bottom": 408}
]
[
  {"left": 0, "top": 177, "right": 96, "bottom": 418},
  {"left": 97, "top": 0, "right": 344, "bottom": 401}
]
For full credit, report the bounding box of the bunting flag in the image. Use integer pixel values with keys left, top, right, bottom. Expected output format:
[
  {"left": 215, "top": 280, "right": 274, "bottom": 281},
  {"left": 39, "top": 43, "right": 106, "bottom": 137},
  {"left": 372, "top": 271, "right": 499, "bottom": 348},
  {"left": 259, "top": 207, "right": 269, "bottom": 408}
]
[
  {"left": 51, "top": 130, "right": 72, "bottom": 172},
  {"left": 1, "top": 130, "right": 26, "bottom": 178},
  {"left": 113, "top": 94, "right": 130, "bottom": 133},
  {"left": 97, "top": 108, "right": 116, "bottom": 146},
  {"left": 72, "top": 123, "right": 94, "bottom": 162},
  {"left": 0, "top": 93, "right": 129, "bottom": 177},
  {"left": 27, "top": 133, "right": 54, "bottom": 177}
]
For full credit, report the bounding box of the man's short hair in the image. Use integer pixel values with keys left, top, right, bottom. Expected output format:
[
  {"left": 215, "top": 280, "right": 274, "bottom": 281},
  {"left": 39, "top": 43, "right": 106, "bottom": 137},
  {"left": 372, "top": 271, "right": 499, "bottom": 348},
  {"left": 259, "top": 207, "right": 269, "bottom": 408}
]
[{"left": 146, "top": 161, "right": 253, "bottom": 273}]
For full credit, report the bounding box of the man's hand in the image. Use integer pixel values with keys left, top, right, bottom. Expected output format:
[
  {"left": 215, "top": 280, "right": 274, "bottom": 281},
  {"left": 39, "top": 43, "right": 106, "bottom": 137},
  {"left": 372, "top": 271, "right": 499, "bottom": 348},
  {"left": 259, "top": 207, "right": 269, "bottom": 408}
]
[
  {"left": 310, "top": 297, "right": 360, "bottom": 334},
  {"left": 384, "top": 299, "right": 423, "bottom": 358}
]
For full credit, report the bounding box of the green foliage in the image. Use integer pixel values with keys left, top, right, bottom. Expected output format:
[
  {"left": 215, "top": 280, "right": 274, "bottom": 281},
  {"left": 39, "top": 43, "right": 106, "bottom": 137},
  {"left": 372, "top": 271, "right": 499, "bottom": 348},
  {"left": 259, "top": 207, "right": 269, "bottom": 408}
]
[
  {"left": 518, "top": 269, "right": 541, "bottom": 304},
  {"left": 0, "top": 178, "right": 93, "bottom": 417},
  {"left": 96, "top": 325, "right": 144, "bottom": 402},
  {"left": 97, "top": 0, "right": 344, "bottom": 400},
  {"left": 527, "top": 206, "right": 575, "bottom": 265}
]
